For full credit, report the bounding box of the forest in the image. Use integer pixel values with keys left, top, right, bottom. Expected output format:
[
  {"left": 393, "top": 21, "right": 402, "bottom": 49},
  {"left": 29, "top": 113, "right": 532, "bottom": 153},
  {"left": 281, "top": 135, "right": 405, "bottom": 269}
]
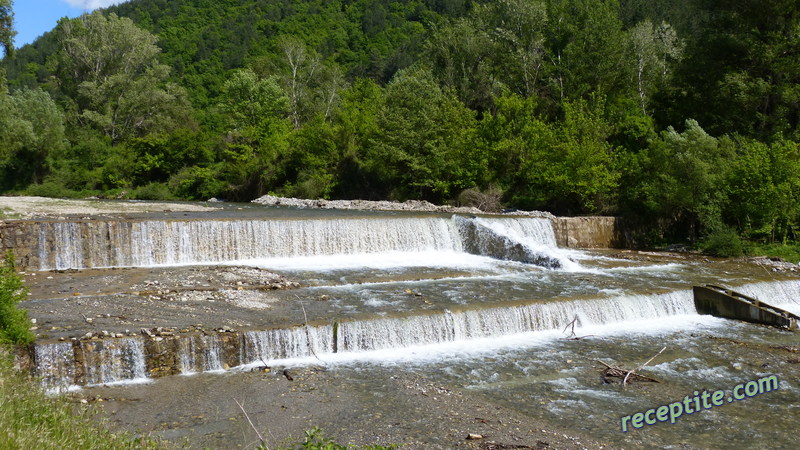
[{"left": 1, "top": 0, "right": 799, "bottom": 255}]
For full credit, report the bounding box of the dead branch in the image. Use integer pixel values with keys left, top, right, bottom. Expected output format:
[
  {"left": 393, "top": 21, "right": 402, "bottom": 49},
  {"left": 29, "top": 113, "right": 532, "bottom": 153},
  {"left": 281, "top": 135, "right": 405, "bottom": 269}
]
[
  {"left": 562, "top": 314, "right": 597, "bottom": 340},
  {"left": 623, "top": 346, "right": 667, "bottom": 386},
  {"left": 296, "top": 296, "right": 323, "bottom": 362},
  {"left": 562, "top": 314, "right": 578, "bottom": 337},
  {"left": 595, "top": 360, "right": 660, "bottom": 384},
  {"left": 234, "top": 398, "right": 266, "bottom": 448}
]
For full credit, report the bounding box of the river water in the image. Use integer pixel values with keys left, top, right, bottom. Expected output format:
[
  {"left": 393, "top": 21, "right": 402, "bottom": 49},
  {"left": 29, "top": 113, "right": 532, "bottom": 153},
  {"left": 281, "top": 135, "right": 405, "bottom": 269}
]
[{"left": 27, "top": 206, "right": 800, "bottom": 447}]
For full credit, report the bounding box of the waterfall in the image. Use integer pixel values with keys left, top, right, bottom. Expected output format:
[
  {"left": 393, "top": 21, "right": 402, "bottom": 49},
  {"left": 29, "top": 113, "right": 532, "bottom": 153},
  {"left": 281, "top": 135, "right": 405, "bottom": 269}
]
[
  {"left": 454, "top": 216, "right": 578, "bottom": 269},
  {"left": 34, "top": 342, "right": 76, "bottom": 392},
  {"left": 79, "top": 338, "right": 147, "bottom": 385},
  {"left": 30, "top": 280, "right": 800, "bottom": 389},
  {"left": 201, "top": 335, "right": 224, "bottom": 371},
  {"left": 36, "top": 217, "right": 464, "bottom": 270},
  {"left": 733, "top": 279, "right": 800, "bottom": 314},
  {"left": 32, "top": 215, "right": 586, "bottom": 270},
  {"left": 243, "top": 325, "right": 334, "bottom": 362},
  {"left": 337, "top": 291, "right": 694, "bottom": 352}
]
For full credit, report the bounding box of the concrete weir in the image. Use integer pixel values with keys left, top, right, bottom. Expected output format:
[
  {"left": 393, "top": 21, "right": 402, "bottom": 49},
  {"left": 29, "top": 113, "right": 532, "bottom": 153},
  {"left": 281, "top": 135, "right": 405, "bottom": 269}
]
[
  {"left": 0, "top": 214, "right": 622, "bottom": 271},
  {"left": 693, "top": 285, "right": 800, "bottom": 330},
  {"left": 33, "top": 289, "right": 697, "bottom": 391}
]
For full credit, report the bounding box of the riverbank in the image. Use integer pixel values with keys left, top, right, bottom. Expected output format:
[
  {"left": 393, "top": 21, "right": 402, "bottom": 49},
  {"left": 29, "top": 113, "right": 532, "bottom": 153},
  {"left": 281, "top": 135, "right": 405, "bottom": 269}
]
[{"left": 0, "top": 196, "right": 220, "bottom": 220}]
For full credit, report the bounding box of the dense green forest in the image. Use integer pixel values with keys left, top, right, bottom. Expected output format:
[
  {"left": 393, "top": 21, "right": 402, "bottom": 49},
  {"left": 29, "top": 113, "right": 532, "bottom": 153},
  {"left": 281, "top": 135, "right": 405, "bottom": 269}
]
[{"left": 1, "top": 0, "right": 800, "bottom": 252}]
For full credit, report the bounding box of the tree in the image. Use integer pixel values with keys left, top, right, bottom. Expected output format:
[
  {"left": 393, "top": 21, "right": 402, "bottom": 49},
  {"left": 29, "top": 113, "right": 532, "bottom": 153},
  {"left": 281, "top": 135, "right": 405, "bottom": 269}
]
[
  {"left": 724, "top": 137, "right": 800, "bottom": 242},
  {"left": 425, "top": 17, "right": 497, "bottom": 111},
  {"left": 367, "top": 66, "right": 483, "bottom": 201},
  {"left": 52, "top": 12, "right": 191, "bottom": 145},
  {"left": 629, "top": 20, "right": 683, "bottom": 115},
  {"left": 544, "top": 0, "right": 631, "bottom": 102},
  {"left": 0, "top": 87, "right": 65, "bottom": 189},
  {"left": 218, "top": 68, "right": 292, "bottom": 199},
  {"left": 0, "top": 252, "right": 34, "bottom": 346},
  {"left": 0, "top": 0, "right": 14, "bottom": 58},
  {"left": 633, "top": 120, "right": 735, "bottom": 239},
  {"left": 666, "top": 0, "right": 800, "bottom": 138},
  {"left": 221, "top": 69, "right": 289, "bottom": 133},
  {"left": 476, "top": 0, "right": 549, "bottom": 99}
]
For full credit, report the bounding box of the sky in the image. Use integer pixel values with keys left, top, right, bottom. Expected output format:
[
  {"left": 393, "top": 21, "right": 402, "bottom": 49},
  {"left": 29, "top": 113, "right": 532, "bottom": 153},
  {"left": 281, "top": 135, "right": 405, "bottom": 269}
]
[{"left": 10, "top": 1, "right": 128, "bottom": 50}]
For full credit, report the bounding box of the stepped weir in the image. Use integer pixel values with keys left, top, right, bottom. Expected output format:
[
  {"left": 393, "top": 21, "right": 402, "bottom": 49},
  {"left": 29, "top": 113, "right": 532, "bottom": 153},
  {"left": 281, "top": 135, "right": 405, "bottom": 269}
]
[{"left": 4, "top": 209, "right": 799, "bottom": 394}]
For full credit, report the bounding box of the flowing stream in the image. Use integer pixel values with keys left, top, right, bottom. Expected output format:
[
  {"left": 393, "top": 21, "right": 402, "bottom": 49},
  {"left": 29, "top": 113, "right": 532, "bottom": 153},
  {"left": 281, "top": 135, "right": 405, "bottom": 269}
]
[{"left": 26, "top": 209, "right": 800, "bottom": 447}]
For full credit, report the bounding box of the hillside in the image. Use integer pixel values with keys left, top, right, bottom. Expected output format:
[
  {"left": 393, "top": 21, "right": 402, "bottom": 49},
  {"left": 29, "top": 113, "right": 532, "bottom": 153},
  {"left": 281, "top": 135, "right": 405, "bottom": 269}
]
[{"left": 1, "top": 0, "right": 800, "bottom": 249}]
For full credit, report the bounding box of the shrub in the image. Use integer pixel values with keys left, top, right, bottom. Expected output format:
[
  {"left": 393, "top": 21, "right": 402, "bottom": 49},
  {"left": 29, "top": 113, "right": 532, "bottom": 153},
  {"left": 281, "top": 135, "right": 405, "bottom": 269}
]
[
  {"left": 0, "top": 252, "right": 34, "bottom": 346},
  {"left": 457, "top": 186, "right": 504, "bottom": 213},
  {"left": 131, "top": 182, "right": 176, "bottom": 201},
  {"left": 701, "top": 228, "right": 744, "bottom": 258}
]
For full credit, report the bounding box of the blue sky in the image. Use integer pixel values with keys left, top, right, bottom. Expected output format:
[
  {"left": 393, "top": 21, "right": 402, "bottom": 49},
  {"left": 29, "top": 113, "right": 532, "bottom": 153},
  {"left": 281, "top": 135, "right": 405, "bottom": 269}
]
[{"left": 10, "top": 1, "right": 127, "bottom": 50}]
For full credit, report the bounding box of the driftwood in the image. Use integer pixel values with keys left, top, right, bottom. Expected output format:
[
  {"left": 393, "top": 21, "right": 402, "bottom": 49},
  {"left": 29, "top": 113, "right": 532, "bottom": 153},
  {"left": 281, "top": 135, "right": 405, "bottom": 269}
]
[
  {"left": 596, "top": 346, "right": 666, "bottom": 385},
  {"left": 562, "top": 314, "right": 597, "bottom": 341},
  {"left": 596, "top": 360, "right": 660, "bottom": 384}
]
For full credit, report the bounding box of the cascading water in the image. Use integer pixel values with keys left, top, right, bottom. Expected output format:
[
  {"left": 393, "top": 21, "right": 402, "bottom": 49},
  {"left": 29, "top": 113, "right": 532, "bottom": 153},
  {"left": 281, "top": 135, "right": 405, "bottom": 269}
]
[
  {"left": 336, "top": 291, "right": 694, "bottom": 353},
  {"left": 79, "top": 338, "right": 147, "bottom": 385},
  {"left": 34, "top": 341, "right": 76, "bottom": 393},
  {"left": 34, "top": 215, "right": 577, "bottom": 270},
  {"left": 36, "top": 217, "right": 463, "bottom": 269},
  {"left": 24, "top": 210, "right": 800, "bottom": 395},
  {"left": 243, "top": 325, "right": 334, "bottom": 362}
]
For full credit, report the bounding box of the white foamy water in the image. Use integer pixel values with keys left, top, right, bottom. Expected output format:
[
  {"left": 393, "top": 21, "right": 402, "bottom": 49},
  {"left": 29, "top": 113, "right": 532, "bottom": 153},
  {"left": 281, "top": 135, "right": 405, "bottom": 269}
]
[
  {"left": 243, "top": 250, "right": 500, "bottom": 272},
  {"left": 35, "top": 215, "right": 579, "bottom": 272},
  {"left": 471, "top": 217, "right": 584, "bottom": 271},
  {"left": 247, "top": 313, "right": 725, "bottom": 369},
  {"left": 37, "top": 217, "right": 463, "bottom": 269},
  {"left": 79, "top": 338, "right": 147, "bottom": 386}
]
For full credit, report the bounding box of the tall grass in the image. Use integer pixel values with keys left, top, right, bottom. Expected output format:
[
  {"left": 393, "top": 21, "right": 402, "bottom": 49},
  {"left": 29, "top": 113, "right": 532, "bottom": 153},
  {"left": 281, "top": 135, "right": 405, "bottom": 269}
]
[{"left": 0, "top": 350, "right": 161, "bottom": 449}]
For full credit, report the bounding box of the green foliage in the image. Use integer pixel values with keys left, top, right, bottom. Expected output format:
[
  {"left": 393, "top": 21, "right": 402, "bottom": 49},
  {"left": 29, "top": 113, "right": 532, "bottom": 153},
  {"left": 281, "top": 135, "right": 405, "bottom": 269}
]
[
  {"left": 1, "top": 0, "right": 800, "bottom": 250},
  {"left": 629, "top": 119, "right": 734, "bottom": 239},
  {"left": 701, "top": 227, "right": 744, "bottom": 258},
  {"left": 0, "top": 252, "right": 33, "bottom": 346},
  {"left": 367, "top": 65, "right": 483, "bottom": 202},
  {"left": 52, "top": 12, "right": 192, "bottom": 145},
  {"left": 0, "top": 349, "right": 160, "bottom": 448},
  {"left": 0, "top": 0, "right": 13, "bottom": 57},
  {"left": 745, "top": 243, "right": 800, "bottom": 264},
  {"left": 0, "top": 87, "right": 65, "bottom": 189},
  {"left": 169, "top": 165, "right": 227, "bottom": 201},
  {"left": 724, "top": 137, "right": 800, "bottom": 242}
]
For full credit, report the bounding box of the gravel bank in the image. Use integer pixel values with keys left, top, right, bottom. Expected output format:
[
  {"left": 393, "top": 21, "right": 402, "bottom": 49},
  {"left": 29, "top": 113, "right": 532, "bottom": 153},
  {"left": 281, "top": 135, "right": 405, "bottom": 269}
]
[{"left": 0, "top": 196, "right": 219, "bottom": 219}]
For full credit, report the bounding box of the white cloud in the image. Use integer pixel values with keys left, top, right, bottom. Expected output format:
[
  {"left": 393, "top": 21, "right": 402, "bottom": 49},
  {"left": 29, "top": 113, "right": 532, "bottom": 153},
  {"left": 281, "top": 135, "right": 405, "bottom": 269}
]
[{"left": 62, "top": 1, "right": 127, "bottom": 10}]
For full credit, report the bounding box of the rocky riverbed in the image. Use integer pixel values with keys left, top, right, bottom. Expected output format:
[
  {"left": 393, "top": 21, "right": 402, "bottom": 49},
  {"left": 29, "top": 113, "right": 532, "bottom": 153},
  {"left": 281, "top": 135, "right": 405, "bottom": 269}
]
[{"left": 76, "top": 364, "right": 605, "bottom": 449}]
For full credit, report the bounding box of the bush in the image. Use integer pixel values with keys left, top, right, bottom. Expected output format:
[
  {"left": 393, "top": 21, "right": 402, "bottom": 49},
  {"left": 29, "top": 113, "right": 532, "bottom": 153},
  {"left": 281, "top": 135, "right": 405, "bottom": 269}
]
[
  {"left": 22, "top": 181, "right": 85, "bottom": 199},
  {"left": 457, "top": 186, "right": 504, "bottom": 213},
  {"left": 701, "top": 228, "right": 744, "bottom": 258},
  {"left": 0, "top": 252, "right": 34, "bottom": 346},
  {"left": 131, "top": 182, "right": 177, "bottom": 201}
]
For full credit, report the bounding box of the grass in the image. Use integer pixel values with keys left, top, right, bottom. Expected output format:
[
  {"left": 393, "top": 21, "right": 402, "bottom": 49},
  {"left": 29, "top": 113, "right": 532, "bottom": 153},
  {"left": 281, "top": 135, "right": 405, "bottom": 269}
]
[
  {"left": 745, "top": 242, "right": 800, "bottom": 264},
  {"left": 0, "top": 349, "right": 161, "bottom": 449}
]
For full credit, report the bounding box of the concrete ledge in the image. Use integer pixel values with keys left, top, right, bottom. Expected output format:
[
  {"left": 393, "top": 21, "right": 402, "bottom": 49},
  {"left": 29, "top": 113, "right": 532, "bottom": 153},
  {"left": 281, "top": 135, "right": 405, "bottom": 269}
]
[
  {"left": 693, "top": 285, "right": 799, "bottom": 330},
  {"left": 552, "top": 216, "right": 624, "bottom": 249}
]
